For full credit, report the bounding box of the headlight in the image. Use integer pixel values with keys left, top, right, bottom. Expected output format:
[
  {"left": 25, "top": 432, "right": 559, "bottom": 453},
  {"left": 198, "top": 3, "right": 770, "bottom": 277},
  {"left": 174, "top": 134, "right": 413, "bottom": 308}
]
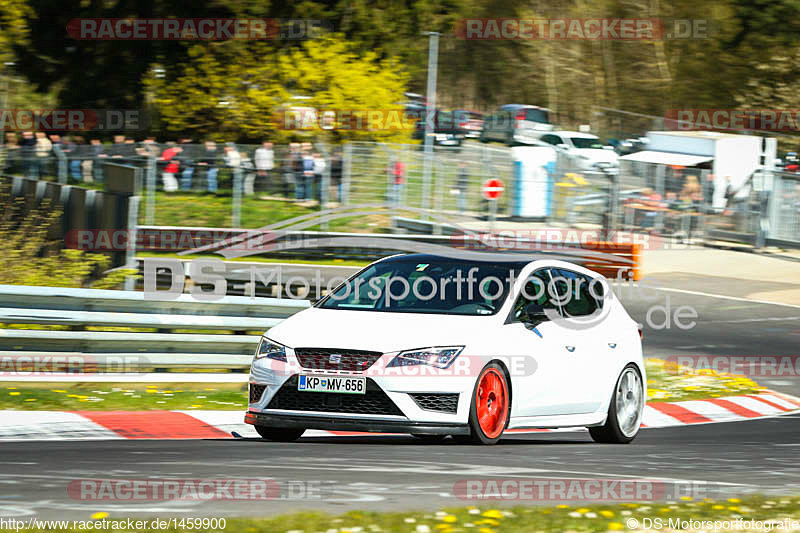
[
  {"left": 254, "top": 337, "right": 287, "bottom": 362},
  {"left": 387, "top": 346, "right": 464, "bottom": 369}
]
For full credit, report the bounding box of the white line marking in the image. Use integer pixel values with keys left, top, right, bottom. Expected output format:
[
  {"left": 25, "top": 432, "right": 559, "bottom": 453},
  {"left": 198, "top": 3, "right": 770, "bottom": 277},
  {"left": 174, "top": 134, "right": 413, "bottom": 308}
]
[{"left": 652, "top": 287, "right": 800, "bottom": 309}]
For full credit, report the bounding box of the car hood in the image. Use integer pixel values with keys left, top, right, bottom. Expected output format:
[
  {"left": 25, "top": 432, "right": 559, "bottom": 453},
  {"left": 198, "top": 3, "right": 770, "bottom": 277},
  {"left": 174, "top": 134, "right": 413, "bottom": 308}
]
[
  {"left": 267, "top": 307, "right": 499, "bottom": 353},
  {"left": 573, "top": 148, "right": 619, "bottom": 164}
]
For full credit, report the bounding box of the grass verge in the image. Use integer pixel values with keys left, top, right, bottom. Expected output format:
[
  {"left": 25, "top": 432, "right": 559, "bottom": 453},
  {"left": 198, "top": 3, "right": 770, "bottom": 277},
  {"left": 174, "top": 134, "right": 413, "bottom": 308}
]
[
  {"left": 6, "top": 495, "right": 800, "bottom": 532},
  {"left": 0, "top": 358, "right": 767, "bottom": 410},
  {"left": 0, "top": 382, "right": 245, "bottom": 410}
]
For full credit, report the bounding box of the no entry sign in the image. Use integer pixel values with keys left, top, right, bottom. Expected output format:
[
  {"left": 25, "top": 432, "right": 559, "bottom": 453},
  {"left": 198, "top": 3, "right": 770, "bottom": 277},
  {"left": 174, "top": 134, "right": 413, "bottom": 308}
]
[{"left": 482, "top": 178, "right": 504, "bottom": 200}]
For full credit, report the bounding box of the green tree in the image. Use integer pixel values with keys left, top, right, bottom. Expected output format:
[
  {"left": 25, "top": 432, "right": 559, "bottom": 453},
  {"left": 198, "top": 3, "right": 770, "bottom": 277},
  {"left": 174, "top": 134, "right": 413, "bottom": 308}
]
[{"left": 145, "top": 34, "right": 410, "bottom": 143}]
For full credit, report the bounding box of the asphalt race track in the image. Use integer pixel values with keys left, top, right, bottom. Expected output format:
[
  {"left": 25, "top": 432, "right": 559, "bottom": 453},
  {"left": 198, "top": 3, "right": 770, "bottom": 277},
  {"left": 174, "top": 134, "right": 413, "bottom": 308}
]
[
  {"left": 2, "top": 417, "right": 800, "bottom": 519},
  {"left": 1, "top": 269, "right": 799, "bottom": 519}
]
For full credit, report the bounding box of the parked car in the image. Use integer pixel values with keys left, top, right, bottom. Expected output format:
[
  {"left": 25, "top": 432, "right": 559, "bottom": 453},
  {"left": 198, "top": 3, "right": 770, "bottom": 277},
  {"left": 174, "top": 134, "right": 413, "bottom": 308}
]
[
  {"left": 480, "top": 104, "right": 553, "bottom": 145},
  {"left": 245, "top": 253, "right": 645, "bottom": 445},
  {"left": 453, "top": 110, "right": 484, "bottom": 139},
  {"left": 537, "top": 131, "right": 620, "bottom": 171},
  {"left": 412, "top": 110, "right": 463, "bottom": 146}
]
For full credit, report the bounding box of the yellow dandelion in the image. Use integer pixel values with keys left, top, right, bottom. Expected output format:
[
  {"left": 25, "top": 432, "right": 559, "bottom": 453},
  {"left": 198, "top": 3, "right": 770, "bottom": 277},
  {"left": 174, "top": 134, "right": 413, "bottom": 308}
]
[
  {"left": 599, "top": 510, "right": 614, "bottom": 518},
  {"left": 8, "top": 392, "right": 20, "bottom": 396},
  {"left": 608, "top": 523, "right": 624, "bottom": 531},
  {"left": 680, "top": 496, "right": 693, "bottom": 501},
  {"left": 576, "top": 508, "right": 590, "bottom": 514},
  {"left": 712, "top": 504, "right": 724, "bottom": 510},
  {"left": 556, "top": 504, "right": 569, "bottom": 509},
  {"left": 51, "top": 389, "right": 67, "bottom": 393},
  {"left": 481, "top": 510, "right": 504, "bottom": 519},
  {"left": 728, "top": 498, "right": 741, "bottom": 503},
  {"left": 91, "top": 512, "right": 109, "bottom": 520}
]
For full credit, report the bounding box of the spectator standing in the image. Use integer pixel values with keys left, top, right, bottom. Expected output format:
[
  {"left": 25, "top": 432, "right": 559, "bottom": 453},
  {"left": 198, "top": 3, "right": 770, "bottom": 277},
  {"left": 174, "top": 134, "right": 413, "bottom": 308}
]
[
  {"left": 178, "top": 138, "right": 195, "bottom": 191},
  {"left": 224, "top": 144, "right": 242, "bottom": 195},
  {"left": 62, "top": 136, "right": 80, "bottom": 182},
  {"left": 302, "top": 147, "right": 315, "bottom": 200},
  {"left": 242, "top": 149, "right": 256, "bottom": 196},
  {"left": 456, "top": 162, "right": 469, "bottom": 213},
  {"left": 2, "top": 133, "right": 20, "bottom": 175},
  {"left": 283, "top": 143, "right": 299, "bottom": 198},
  {"left": 90, "top": 139, "right": 107, "bottom": 183},
  {"left": 254, "top": 141, "right": 274, "bottom": 193},
  {"left": 160, "top": 144, "right": 181, "bottom": 192},
  {"left": 390, "top": 158, "right": 406, "bottom": 206},
  {"left": 330, "top": 149, "right": 343, "bottom": 203},
  {"left": 313, "top": 152, "right": 326, "bottom": 202},
  {"left": 198, "top": 141, "right": 219, "bottom": 193},
  {"left": 20, "top": 131, "right": 36, "bottom": 178},
  {"left": 34, "top": 132, "right": 52, "bottom": 178},
  {"left": 291, "top": 143, "right": 304, "bottom": 199}
]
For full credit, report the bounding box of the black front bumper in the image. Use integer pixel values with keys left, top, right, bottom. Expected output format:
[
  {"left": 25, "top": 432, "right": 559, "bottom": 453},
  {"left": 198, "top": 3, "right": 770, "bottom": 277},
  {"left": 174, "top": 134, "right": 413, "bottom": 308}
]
[{"left": 244, "top": 411, "right": 470, "bottom": 435}]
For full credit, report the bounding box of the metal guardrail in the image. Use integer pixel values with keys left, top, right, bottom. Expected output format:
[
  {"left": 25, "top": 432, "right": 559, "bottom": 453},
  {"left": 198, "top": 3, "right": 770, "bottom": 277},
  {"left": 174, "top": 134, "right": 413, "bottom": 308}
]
[{"left": 0, "top": 284, "right": 310, "bottom": 373}]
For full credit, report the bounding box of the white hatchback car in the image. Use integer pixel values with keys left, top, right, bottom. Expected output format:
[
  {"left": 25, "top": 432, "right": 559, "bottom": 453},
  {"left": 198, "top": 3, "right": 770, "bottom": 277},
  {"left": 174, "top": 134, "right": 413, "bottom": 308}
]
[
  {"left": 537, "top": 131, "right": 620, "bottom": 171},
  {"left": 245, "top": 254, "right": 645, "bottom": 445}
]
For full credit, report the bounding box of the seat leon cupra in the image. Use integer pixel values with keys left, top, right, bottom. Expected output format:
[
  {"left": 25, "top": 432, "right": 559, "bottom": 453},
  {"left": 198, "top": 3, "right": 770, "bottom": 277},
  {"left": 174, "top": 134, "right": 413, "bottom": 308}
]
[{"left": 245, "top": 253, "right": 644, "bottom": 445}]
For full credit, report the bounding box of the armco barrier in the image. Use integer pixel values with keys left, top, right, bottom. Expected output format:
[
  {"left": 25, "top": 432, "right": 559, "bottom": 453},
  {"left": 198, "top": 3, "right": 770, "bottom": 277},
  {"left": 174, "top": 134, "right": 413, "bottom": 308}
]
[
  {"left": 0, "top": 285, "right": 309, "bottom": 373},
  {"left": 129, "top": 226, "right": 642, "bottom": 280}
]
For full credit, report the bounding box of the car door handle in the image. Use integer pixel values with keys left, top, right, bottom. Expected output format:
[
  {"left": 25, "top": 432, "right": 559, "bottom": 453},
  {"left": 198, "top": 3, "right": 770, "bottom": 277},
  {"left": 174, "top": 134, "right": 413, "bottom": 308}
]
[
  {"left": 608, "top": 342, "right": 617, "bottom": 349},
  {"left": 565, "top": 345, "right": 576, "bottom": 352}
]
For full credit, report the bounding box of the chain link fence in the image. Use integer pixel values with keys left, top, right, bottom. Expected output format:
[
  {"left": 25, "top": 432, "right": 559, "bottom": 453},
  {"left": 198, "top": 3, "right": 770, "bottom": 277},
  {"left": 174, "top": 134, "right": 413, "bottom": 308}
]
[{"left": 2, "top": 139, "right": 799, "bottom": 249}]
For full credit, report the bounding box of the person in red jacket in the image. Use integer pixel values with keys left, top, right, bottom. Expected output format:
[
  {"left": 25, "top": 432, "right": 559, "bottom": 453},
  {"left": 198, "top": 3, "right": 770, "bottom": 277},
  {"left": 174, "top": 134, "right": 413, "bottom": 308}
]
[{"left": 161, "top": 144, "right": 182, "bottom": 192}]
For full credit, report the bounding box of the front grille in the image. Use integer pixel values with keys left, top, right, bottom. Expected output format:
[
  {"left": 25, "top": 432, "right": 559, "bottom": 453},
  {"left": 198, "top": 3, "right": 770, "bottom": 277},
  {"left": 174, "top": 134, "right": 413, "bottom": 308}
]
[
  {"left": 409, "top": 393, "right": 459, "bottom": 414},
  {"left": 267, "top": 375, "right": 403, "bottom": 416},
  {"left": 249, "top": 384, "right": 267, "bottom": 403},
  {"left": 294, "top": 348, "right": 383, "bottom": 372}
]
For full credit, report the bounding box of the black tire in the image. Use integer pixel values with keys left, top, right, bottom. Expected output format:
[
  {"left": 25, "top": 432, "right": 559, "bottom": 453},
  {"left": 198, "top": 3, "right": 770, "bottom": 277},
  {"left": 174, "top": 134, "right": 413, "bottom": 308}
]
[
  {"left": 254, "top": 425, "right": 305, "bottom": 442},
  {"left": 464, "top": 362, "right": 511, "bottom": 445},
  {"left": 589, "top": 364, "right": 643, "bottom": 444},
  {"left": 411, "top": 434, "right": 448, "bottom": 443}
]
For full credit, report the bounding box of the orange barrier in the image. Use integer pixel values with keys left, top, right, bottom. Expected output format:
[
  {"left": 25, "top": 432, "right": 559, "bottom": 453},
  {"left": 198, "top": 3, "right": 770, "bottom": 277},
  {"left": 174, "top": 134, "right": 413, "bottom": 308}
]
[{"left": 580, "top": 241, "right": 641, "bottom": 281}]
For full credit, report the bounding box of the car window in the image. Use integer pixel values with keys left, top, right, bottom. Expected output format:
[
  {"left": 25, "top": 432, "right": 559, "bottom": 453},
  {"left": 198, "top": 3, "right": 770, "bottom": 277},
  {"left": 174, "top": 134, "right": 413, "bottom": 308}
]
[
  {"left": 540, "top": 134, "right": 560, "bottom": 145},
  {"left": 319, "top": 258, "right": 524, "bottom": 316},
  {"left": 570, "top": 137, "right": 605, "bottom": 149},
  {"left": 525, "top": 108, "right": 550, "bottom": 123},
  {"left": 510, "top": 269, "right": 560, "bottom": 322},
  {"left": 551, "top": 269, "right": 599, "bottom": 318}
]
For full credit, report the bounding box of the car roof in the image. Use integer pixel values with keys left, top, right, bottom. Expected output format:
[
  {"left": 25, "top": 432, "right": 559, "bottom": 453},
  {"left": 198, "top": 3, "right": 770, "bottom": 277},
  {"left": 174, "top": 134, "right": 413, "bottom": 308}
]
[
  {"left": 499, "top": 104, "right": 550, "bottom": 111},
  {"left": 380, "top": 253, "right": 600, "bottom": 274},
  {"left": 549, "top": 131, "right": 600, "bottom": 139}
]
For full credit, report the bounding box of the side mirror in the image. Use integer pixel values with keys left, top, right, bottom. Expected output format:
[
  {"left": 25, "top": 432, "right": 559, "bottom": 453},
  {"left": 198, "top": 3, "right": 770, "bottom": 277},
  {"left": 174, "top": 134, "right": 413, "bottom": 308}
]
[
  {"left": 557, "top": 143, "right": 569, "bottom": 150},
  {"left": 522, "top": 301, "right": 549, "bottom": 325}
]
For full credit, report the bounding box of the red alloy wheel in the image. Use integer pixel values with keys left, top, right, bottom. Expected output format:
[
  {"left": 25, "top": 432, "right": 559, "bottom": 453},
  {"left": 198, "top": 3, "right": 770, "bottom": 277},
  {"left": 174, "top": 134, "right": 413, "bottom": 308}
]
[{"left": 475, "top": 367, "right": 508, "bottom": 439}]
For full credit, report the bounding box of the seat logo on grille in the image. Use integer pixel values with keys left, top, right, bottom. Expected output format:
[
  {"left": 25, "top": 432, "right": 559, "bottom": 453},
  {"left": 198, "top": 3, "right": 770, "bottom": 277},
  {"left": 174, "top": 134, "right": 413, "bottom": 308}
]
[{"left": 329, "top": 354, "right": 342, "bottom": 364}]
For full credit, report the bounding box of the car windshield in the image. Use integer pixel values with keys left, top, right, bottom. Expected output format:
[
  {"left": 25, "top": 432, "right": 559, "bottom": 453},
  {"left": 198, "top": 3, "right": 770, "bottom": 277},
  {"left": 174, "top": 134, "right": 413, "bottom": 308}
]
[
  {"left": 318, "top": 258, "right": 523, "bottom": 315},
  {"left": 570, "top": 137, "right": 605, "bottom": 149}
]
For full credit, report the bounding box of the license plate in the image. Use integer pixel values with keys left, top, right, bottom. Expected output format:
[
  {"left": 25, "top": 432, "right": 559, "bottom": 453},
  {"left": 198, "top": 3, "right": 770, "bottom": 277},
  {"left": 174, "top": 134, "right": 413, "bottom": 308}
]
[{"left": 297, "top": 375, "right": 366, "bottom": 394}]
